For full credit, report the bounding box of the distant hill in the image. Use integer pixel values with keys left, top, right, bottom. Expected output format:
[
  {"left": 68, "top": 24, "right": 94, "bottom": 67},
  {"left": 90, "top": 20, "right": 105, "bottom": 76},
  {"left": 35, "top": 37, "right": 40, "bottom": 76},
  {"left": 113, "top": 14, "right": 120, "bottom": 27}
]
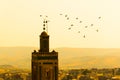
[
  {"left": 0, "top": 47, "right": 120, "bottom": 69},
  {"left": 0, "top": 47, "right": 37, "bottom": 69},
  {"left": 56, "top": 48, "right": 120, "bottom": 69},
  {"left": 0, "top": 65, "right": 15, "bottom": 69}
]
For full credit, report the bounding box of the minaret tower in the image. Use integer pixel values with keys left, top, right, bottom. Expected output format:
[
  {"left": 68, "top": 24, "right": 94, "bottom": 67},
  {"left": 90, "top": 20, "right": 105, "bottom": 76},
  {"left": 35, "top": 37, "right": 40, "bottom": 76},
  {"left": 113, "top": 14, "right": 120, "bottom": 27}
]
[
  {"left": 40, "top": 19, "right": 49, "bottom": 52},
  {"left": 32, "top": 18, "right": 58, "bottom": 80}
]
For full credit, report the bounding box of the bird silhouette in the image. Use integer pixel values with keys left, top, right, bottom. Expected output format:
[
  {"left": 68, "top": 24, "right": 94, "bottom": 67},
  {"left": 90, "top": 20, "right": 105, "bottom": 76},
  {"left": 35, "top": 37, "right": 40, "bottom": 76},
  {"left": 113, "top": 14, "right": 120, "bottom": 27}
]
[
  {"left": 65, "top": 15, "right": 67, "bottom": 17},
  {"left": 40, "top": 15, "right": 42, "bottom": 17},
  {"left": 85, "top": 26, "right": 88, "bottom": 28},
  {"left": 71, "top": 24, "right": 74, "bottom": 26},
  {"left": 68, "top": 27, "right": 71, "bottom": 30},
  {"left": 78, "top": 31, "right": 80, "bottom": 33},
  {"left": 98, "top": 17, "right": 101, "bottom": 19},
  {"left": 58, "top": 13, "right": 101, "bottom": 38},
  {"left": 83, "top": 35, "right": 85, "bottom": 38},
  {"left": 76, "top": 17, "right": 78, "bottom": 20},
  {"left": 67, "top": 17, "right": 69, "bottom": 20},
  {"left": 96, "top": 29, "right": 99, "bottom": 32},
  {"left": 79, "top": 21, "right": 82, "bottom": 23},
  {"left": 91, "top": 24, "right": 93, "bottom": 26}
]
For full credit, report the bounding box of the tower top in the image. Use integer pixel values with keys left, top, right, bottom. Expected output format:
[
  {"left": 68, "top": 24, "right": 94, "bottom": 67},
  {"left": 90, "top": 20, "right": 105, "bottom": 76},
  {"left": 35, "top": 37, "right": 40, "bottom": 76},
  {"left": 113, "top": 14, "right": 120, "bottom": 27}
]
[
  {"left": 43, "top": 19, "right": 48, "bottom": 32},
  {"left": 40, "top": 31, "right": 48, "bottom": 36},
  {"left": 40, "top": 15, "right": 49, "bottom": 33}
]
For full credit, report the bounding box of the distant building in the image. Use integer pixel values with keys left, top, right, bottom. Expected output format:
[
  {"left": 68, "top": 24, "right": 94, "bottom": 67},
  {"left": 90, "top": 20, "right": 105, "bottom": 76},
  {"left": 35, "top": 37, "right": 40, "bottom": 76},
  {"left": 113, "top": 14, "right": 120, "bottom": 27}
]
[{"left": 32, "top": 20, "right": 58, "bottom": 80}]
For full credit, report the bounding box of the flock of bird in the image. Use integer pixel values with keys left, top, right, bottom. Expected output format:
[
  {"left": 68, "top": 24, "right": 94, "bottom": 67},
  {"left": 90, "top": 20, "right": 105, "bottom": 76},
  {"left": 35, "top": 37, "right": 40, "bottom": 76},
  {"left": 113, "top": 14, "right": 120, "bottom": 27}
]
[
  {"left": 59, "top": 13, "right": 101, "bottom": 38},
  {"left": 40, "top": 14, "right": 102, "bottom": 38}
]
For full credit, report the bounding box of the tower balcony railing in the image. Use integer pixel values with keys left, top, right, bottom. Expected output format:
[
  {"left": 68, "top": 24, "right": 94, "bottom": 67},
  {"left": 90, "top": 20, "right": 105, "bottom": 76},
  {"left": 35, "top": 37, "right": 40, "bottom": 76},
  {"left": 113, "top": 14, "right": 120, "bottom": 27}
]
[{"left": 32, "top": 50, "right": 58, "bottom": 56}]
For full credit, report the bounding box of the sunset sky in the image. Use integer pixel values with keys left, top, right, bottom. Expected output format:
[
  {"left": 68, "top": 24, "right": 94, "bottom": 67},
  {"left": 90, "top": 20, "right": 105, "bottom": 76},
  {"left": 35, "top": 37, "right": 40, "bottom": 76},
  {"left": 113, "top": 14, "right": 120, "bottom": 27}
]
[{"left": 0, "top": 0, "right": 120, "bottom": 48}]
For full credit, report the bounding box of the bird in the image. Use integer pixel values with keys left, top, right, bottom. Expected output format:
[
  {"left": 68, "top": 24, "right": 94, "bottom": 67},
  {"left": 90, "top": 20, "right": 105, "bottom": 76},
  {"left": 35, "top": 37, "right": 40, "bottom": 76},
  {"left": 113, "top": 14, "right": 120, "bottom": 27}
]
[
  {"left": 79, "top": 21, "right": 82, "bottom": 23},
  {"left": 83, "top": 35, "right": 85, "bottom": 38},
  {"left": 71, "top": 24, "right": 74, "bottom": 26},
  {"left": 91, "top": 24, "right": 93, "bottom": 26},
  {"left": 76, "top": 17, "right": 78, "bottom": 20},
  {"left": 78, "top": 31, "right": 80, "bottom": 33},
  {"left": 96, "top": 29, "right": 99, "bottom": 32},
  {"left": 65, "top": 15, "right": 67, "bottom": 17},
  {"left": 85, "top": 26, "right": 88, "bottom": 28},
  {"left": 67, "top": 17, "right": 69, "bottom": 20},
  {"left": 58, "top": 13, "right": 101, "bottom": 37},
  {"left": 98, "top": 17, "right": 101, "bottom": 19},
  {"left": 40, "top": 15, "right": 42, "bottom": 17},
  {"left": 68, "top": 27, "right": 71, "bottom": 30}
]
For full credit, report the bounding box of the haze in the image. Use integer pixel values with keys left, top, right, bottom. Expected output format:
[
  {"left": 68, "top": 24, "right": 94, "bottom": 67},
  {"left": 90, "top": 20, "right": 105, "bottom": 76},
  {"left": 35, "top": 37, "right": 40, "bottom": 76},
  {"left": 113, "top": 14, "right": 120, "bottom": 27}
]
[{"left": 1, "top": 47, "right": 120, "bottom": 69}]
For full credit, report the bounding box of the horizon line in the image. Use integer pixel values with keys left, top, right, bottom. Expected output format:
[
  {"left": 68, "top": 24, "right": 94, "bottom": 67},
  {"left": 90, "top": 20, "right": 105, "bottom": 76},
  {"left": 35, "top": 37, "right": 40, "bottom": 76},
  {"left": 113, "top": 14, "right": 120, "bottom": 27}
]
[{"left": 0, "top": 46, "right": 120, "bottom": 49}]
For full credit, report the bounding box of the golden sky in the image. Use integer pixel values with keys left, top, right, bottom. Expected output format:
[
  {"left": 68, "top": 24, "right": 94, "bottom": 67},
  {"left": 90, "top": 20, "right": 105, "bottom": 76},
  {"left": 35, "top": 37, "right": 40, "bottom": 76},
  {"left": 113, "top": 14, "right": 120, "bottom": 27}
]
[{"left": 0, "top": 0, "right": 120, "bottom": 48}]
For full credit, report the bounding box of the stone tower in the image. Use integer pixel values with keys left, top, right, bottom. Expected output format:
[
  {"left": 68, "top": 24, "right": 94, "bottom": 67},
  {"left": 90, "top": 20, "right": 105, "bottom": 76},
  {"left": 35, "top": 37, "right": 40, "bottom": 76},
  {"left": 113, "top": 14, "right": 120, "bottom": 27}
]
[{"left": 32, "top": 20, "right": 58, "bottom": 80}]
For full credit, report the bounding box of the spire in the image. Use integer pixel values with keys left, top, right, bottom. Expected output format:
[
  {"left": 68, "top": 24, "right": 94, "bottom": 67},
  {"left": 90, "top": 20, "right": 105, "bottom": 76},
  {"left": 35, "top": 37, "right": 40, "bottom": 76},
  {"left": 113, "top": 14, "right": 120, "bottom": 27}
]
[
  {"left": 43, "top": 19, "right": 48, "bottom": 32},
  {"left": 39, "top": 15, "right": 49, "bottom": 52},
  {"left": 40, "top": 15, "right": 49, "bottom": 33}
]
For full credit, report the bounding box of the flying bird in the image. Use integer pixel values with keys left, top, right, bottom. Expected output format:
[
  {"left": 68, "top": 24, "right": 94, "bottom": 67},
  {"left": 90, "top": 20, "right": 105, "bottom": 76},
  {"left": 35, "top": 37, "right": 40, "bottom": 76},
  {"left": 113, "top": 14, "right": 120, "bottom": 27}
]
[
  {"left": 85, "top": 26, "right": 88, "bottom": 28},
  {"left": 79, "top": 21, "right": 82, "bottom": 23},
  {"left": 98, "top": 17, "right": 101, "bottom": 19},
  {"left": 76, "top": 17, "right": 78, "bottom": 20},
  {"left": 67, "top": 17, "right": 69, "bottom": 20},
  {"left": 96, "top": 29, "right": 99, "bottom": 32},
  {"left": 68, "top": 27, "right": 71, "bottom": 30},
  {"left": 58, "top": 13, "right": 101, "bottom": 38},
  {"left": 71, "top": 24, "right": 74, "bottom": 26},
  {"left": 65, "top": 15, "right": 67, "bottom": 17},
  {"left": 91, "top": 24, "right": 93, "bottom": 26},
  {"left": 40, "top": 15, "right": 42, "bottom": 17},
  {"left": 83, "top": 35, "right": 85, "bottom": 38}
]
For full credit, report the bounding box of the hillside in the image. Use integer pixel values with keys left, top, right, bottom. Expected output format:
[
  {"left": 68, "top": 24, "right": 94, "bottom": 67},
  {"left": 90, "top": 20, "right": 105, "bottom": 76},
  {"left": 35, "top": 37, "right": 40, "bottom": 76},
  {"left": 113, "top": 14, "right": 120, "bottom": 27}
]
[{"left": 0, "top": 47, "right": 120, "bottom": 69}]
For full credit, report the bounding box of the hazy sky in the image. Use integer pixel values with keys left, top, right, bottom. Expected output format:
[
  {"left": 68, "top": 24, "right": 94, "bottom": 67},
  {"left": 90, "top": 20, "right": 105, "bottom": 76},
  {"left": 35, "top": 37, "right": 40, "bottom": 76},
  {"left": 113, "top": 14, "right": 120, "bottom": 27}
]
[{"left": 0, "top": 0, "right": 120, "bottom": 48}]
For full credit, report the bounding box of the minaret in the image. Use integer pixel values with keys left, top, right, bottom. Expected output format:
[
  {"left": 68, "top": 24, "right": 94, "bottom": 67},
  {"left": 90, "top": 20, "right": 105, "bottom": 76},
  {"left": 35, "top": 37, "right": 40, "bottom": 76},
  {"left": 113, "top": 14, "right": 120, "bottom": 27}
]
[
  {"left": 40, "top": 20, "right": 49, "bottom": 52},
  {"left": 32, "top": 19, "right": 58, "bottom": 80}
]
